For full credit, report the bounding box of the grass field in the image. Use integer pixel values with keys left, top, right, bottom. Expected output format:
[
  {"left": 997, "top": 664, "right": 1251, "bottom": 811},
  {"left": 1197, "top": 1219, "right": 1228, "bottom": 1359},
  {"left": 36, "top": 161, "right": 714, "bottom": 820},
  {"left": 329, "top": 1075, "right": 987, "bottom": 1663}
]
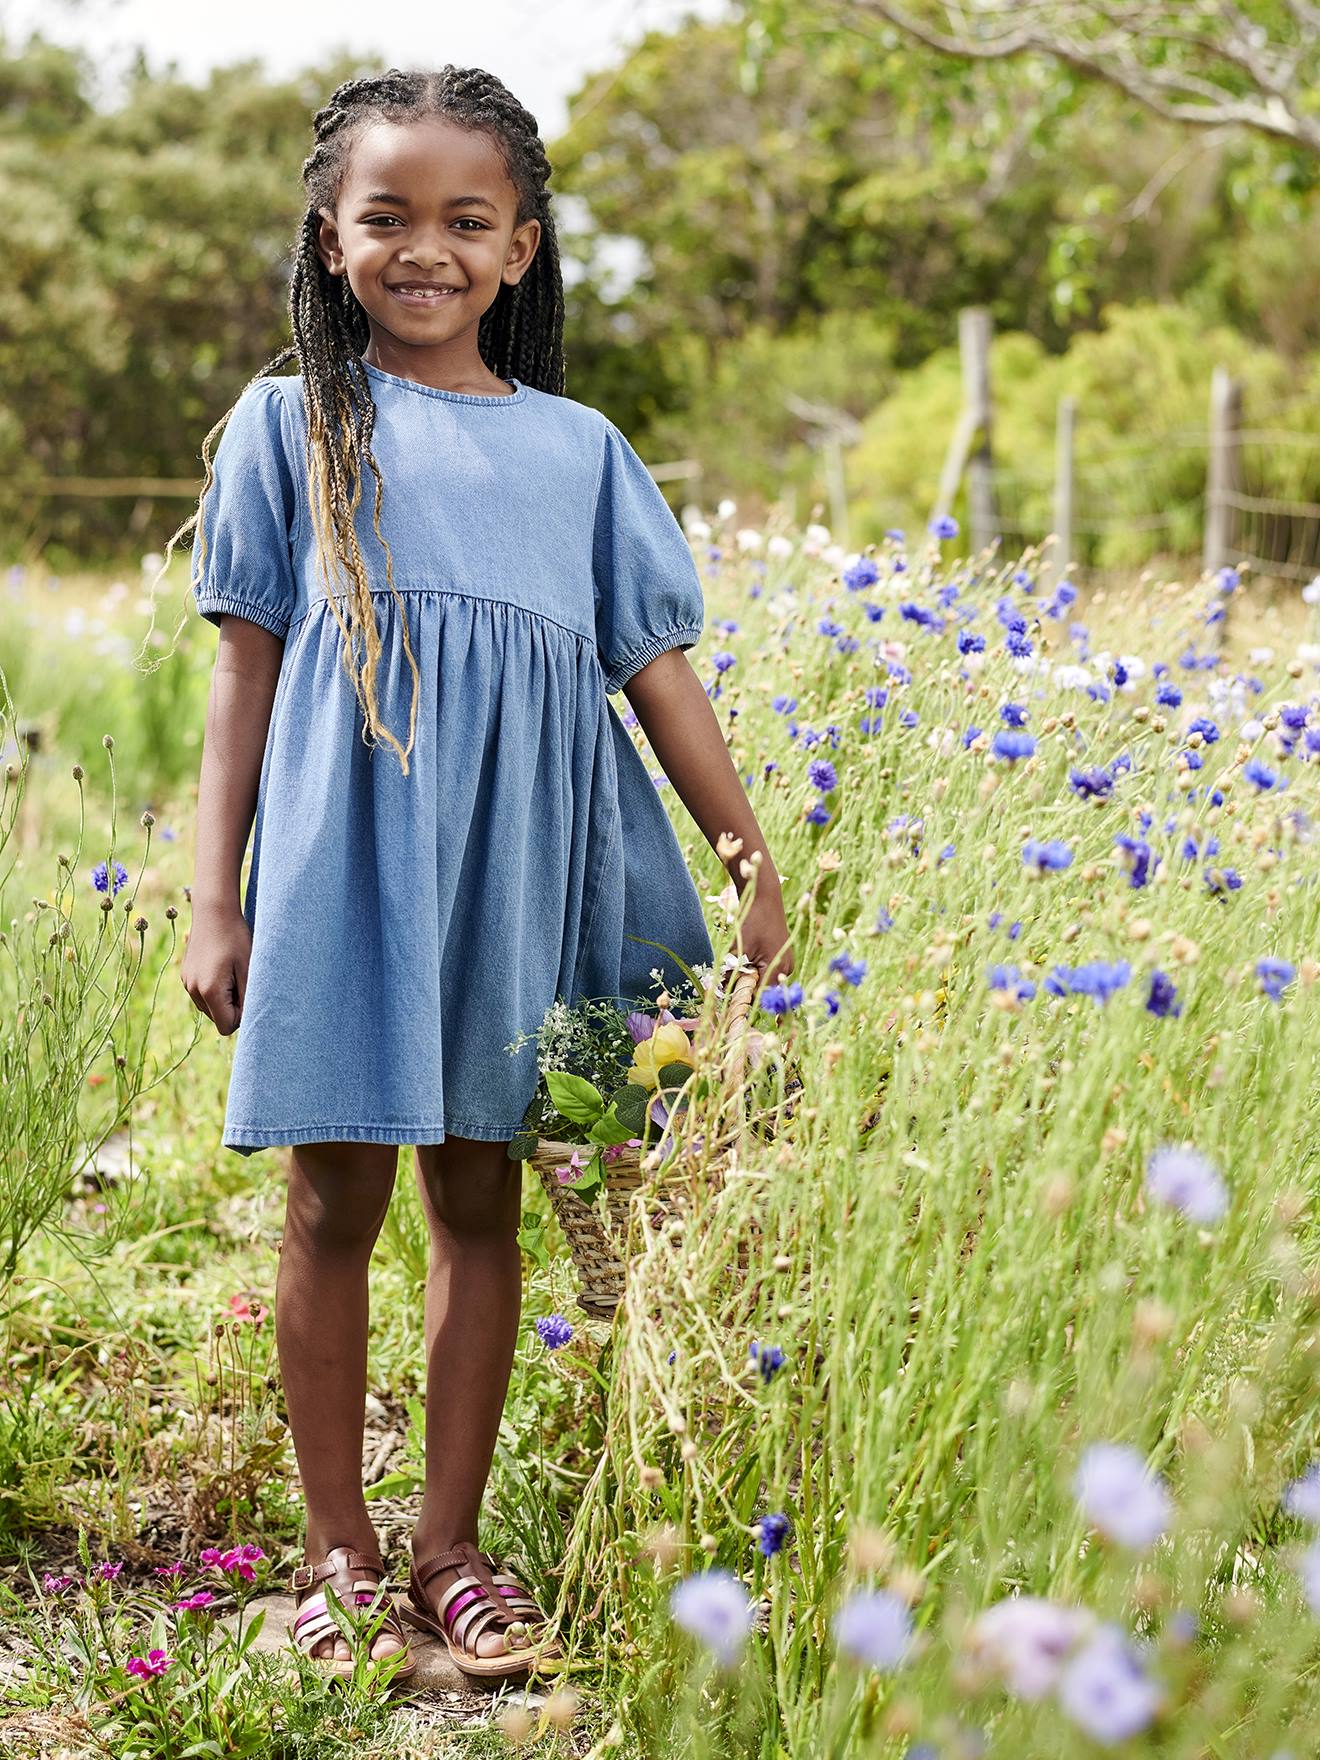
[{"left": 1, "top": 524, "right": 1319, "bottom": 1757}]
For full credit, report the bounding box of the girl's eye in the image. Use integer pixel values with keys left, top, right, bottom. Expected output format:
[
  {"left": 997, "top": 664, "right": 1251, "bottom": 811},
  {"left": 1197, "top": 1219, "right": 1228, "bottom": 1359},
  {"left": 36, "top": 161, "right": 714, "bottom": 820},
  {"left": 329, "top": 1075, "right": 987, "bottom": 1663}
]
[{"left": 362, "top": 216, "right": 487, "bottom": 230}]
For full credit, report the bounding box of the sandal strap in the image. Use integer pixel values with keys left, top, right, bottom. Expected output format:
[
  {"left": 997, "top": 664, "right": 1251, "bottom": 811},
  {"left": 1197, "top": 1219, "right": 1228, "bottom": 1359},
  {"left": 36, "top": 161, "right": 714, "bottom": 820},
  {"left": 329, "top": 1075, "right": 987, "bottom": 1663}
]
[
  {"left": 291, "top": 1547, "right": 385, "bottom": 1593},
  {"left": 432, "top": 1573, "right": 488, "bottom": 1627},
  {"left": 413, "top": 1547, "right": 476, "bottom": 1591}
]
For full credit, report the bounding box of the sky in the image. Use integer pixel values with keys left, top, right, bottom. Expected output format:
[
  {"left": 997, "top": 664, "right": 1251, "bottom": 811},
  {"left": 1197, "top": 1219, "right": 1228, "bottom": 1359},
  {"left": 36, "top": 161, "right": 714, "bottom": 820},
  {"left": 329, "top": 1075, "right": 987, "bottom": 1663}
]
[{"left": 5, "top": 0, "right": 732, "bottom": 135}]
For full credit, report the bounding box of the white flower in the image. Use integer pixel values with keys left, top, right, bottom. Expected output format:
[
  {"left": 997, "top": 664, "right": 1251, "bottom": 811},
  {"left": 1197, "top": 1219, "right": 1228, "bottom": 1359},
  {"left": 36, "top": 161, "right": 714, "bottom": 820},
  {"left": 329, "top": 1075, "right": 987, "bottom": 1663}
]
[
  {"left": 803, "top": 523, "right": 832, "bottom": 554},
  {"left": 766, "top": 534, "right": 795, "bottom": 560},
  {"left": 717, "top": 497, "right": 737, "bottom": 521},
  {"left": 1302, "top": 575, "right": 1320, "bottom": 605},
  {"left": 139, "top": 551, "right": 164, "bottom": 575},
  {"left": 1298, "top": 1539, "right": 1320, "bottom": 1616},
  {"left": 735, "top": 527, "right": 764, "bottom": 553}
]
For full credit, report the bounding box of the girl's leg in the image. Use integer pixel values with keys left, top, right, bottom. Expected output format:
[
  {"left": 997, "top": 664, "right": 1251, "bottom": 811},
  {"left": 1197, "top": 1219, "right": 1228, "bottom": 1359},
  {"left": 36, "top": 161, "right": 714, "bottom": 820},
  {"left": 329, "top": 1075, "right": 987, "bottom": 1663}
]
[
  {"left": 277, "top": 1140, "right": 402, "bottom": 1663},
  {"left": 409, "top": 1134, "right": 522, "bottom": 1660}
]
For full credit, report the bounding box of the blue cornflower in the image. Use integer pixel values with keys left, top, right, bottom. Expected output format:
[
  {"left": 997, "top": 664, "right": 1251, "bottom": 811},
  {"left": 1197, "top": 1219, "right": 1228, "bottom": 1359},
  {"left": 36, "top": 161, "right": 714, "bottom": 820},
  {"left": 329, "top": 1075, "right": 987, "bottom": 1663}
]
[
  {"left": 1216, "top": 566, "right": 1240, "bottom": 594},
  {"left": 900, "top": 603, "right": 944, "bottom": 631},
  {"left": 988, "top": 964, "right": 1036, "bottom": 1002},
  {"left": 1112, "top": 660, "right": 1129, "bottom": 686},
  {"left": 1204, "top": 866, "right": 1243, "bottom": 896},
  {"left": 1005, "top": 630, "right": 1034, "bottom": 658},
  {"left": 808, "top": 758, "right": 838, "bottom": 793},
  {"left": 828, "top": 952, "right": 867, "bottom": 986},
  {"left": 929, "top": 514, "right": 959, "bottom": 541},
  {"left": 843, "top": 557, "right": 879, "bottom": 591},
  {"left": 749, "top": 1341, "right": 786, "bottom": 1383},
  {"left": 771, "top": 694, "right": 798, "bottom": 714},
  {"left": 760, "top": 982, "right": 805, "bottom": 1015},
  {"left": 805, "top": 801, "right": 831, "bottom": 826},
  {"left": 1114, "top": 835, "right": 1153, "bottom": 889},
  {"left": 92, "top": 860, "right": 129, "bottom": 896},
  {"left": 755, "top": 1512, "right": 791, "bottom": 1558},
  {"left": 1257, "top": 958, "right": 1296, "bottom": 1001},
  {"left": 875, "top": 908, "right": 894, "bottom": 933},
  {"left": 1146, "top": 970, "right": 1182, "bottom": 1018},
  {"left": 817, "top": 617, "right": 843, "bottom": 637},
  {"left": 899, "top": 708, "right": 919, "bottom": 729},
  {"left": 991, "top": 731, "right": 1036, "bottom": 762},
  {"left": 962, "top": 725, "right": 983, "bottom": 749},
  {"left": 1046, "top": 961, "right": 1131, "bottom": 1004},
  {"left": 1244, "top": 758, "right": 1278, "bottom": 790},
  {"left": 1000, "top": 702, "right": 1029, "bottom": 727},
  {"left": 1154, "top": 680, "right": 1182, "bottom": 708},
  {"left": 865, "top": 685, "right": 888, "bottom": 707},
  {"left": 885, "top": 528, "right": 905, "bottom": 542},
  {"left": 712, "top": 651, "right": 736, "bottom": 674},
  {"left": 957, "top": 630, "right": 986, "bottom": 655},
  {"left": 1023, "top": 839, "right": 1073, "bottom": 872},
  {"left": 535, "top": 1314, "right": 573, "bottom": 1351},
  {"left": 1069, "top": 766, "right": 1114, "bottom": 800},
  {"left": 1181, "top": 748, "right": 1203, "bottom": 771},
  {"left": 1187, "top": 716, "right": 1220, "bottom": 743}
]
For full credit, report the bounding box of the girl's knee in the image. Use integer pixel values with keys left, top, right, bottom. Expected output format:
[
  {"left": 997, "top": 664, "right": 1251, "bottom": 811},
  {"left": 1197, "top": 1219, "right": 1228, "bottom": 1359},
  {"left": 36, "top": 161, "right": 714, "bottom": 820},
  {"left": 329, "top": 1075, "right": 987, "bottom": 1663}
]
[
  {"left": 414, "top": 1140, "right": 520, "bottom": 1239},
  {"left": 284, "top": 1144, "right": 397, "bottom": 1252}
]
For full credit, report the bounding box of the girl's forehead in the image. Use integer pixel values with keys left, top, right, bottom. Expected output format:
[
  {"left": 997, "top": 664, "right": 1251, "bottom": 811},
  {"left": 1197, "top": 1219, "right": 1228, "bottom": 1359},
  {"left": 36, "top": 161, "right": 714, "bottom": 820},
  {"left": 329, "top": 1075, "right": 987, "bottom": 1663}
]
[{"left": 343, "top": 116, "right": 512, "bottom": 202}]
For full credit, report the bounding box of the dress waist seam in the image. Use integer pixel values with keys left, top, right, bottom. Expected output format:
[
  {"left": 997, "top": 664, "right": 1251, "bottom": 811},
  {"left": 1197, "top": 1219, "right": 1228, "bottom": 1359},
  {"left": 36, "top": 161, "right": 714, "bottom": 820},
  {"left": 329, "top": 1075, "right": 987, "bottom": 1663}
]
[{"left": 287, "top": 586, "right": 595, "bottom": 648}]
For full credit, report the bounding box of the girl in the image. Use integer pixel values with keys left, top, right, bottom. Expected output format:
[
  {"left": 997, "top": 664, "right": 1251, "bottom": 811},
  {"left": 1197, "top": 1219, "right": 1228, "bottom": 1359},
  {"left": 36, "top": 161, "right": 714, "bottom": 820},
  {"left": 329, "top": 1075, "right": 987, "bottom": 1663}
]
[{"left": 175, "top": 65, "right": 793, "bottom": 1682}]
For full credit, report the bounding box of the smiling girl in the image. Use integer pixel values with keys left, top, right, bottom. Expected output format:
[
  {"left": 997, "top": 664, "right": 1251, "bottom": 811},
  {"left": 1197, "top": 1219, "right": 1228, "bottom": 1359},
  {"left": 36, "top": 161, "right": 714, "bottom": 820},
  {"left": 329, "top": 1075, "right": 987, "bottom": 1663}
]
[{"left": 172, "top": 65, "right": 793, "bottom": 1683}]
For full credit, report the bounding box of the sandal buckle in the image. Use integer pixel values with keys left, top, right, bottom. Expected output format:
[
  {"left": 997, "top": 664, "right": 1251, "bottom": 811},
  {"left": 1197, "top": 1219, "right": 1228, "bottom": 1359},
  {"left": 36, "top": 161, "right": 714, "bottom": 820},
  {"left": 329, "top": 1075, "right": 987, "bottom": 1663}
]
[{"left": 291, "top": 1564, "right": 315, "bottom": 1591}]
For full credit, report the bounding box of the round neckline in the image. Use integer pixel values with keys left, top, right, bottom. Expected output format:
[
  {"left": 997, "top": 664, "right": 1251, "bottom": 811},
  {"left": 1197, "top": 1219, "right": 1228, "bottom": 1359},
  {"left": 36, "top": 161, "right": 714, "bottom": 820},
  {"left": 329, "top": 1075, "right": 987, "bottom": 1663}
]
[{"left": 361, "top": 359, "right": 527, "bottom": 405}]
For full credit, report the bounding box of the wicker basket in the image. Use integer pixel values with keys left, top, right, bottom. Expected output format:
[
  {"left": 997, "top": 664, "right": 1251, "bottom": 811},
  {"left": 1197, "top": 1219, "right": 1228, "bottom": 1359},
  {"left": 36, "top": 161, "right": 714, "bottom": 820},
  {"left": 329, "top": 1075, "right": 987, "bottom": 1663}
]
[{"left": 525, "top": 965, "right": 792, "bottom": 1317}]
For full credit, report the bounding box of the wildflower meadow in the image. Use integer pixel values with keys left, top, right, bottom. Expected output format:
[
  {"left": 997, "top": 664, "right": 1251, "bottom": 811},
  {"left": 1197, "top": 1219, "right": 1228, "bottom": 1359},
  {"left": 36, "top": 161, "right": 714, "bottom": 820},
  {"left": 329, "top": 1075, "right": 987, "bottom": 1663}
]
[{"left": 2, "top": 514, "right": 1320, "bottom": 1757}]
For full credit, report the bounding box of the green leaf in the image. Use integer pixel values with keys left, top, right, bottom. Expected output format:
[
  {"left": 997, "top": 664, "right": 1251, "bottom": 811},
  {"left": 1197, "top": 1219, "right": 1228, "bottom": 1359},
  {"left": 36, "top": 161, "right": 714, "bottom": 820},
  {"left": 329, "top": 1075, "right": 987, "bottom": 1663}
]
[
  {"left": 546, "top": 1069, "right": 605, "bottom": 1124},
  {"left": 517, "top": 1212, "right": 549, "bottom": 1270},
  {"left": 588, "top": 1103, "right": 640, "bottom": 1146},
  {"left": 609, "top": 1081, "right": 650, "bottom": 1132},
  {"left": 657, "top": 1060, "right": 696, "bottom": 1089},
  {"left": 364, "top": 1468, "right": 425, "bottom": 1499},
  {"left": 507, "top": 1129, "right": 539, "bottom": 1161}
]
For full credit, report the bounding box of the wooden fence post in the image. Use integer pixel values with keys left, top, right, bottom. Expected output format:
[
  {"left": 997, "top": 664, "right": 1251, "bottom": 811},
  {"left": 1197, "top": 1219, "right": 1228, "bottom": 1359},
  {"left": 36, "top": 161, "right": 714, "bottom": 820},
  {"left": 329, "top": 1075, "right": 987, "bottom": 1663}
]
[
  {"left": 933, "top": 307, "right": 997, "bottom": 550},
  {"left": 1204, "top": 366, "right": 1242, "bottom": 576},
  {"left": 1045, "top": 394, "right": 1075, "bottom": 592}
]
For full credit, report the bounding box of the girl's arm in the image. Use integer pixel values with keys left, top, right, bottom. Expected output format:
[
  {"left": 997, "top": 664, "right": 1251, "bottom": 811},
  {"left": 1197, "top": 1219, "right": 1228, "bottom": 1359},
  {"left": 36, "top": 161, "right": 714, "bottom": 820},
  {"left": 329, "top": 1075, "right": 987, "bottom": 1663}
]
[
  {"left": 182, "top": 617, "right": 284, "bottom": 1034},
  {"left": 623, "top": 648, "right": 795, "bottom": 987}
]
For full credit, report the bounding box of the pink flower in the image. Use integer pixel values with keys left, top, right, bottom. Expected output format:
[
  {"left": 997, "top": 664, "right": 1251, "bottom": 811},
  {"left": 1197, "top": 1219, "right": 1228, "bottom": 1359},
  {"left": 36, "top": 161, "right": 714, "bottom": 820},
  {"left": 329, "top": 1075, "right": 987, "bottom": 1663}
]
[
  {"left": 554, "top": 1148, "right": 589, "bottom": 1185},
  {"left": 126, "top": 1648, "right": 175, "bottom": 1680},
  {"left": 602, "top": 1138, "right": 643, "bottom": 1164},
  {"left": 41, "top": 1573, "right": 76, "bottom": 1594},
  {"left": 94, "top": 1561, "right": 124, "bottom": 1581},
  {"left": 203, "top": 1543, "right": 266, "bottom": 1580},
  {"left": 153, "top": 1561, "right": 188, "bottom": 1579},
  {"left": 171, "top": 1590, "right": 216, "bottom": 1612}
]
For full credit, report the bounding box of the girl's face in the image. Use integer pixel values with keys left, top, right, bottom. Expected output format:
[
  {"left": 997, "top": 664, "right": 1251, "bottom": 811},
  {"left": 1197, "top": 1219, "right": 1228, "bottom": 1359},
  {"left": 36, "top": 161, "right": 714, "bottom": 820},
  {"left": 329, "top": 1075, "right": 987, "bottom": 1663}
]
[{"left": 315, "top": 116, "right": 540, "bottom": 373}]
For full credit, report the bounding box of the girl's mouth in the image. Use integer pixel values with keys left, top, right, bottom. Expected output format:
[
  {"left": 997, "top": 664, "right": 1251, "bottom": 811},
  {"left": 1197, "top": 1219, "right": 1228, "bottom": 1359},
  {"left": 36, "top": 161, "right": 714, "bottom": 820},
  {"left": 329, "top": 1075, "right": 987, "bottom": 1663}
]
[{"left": 387, "top": 285, "right": 463, "bottom": 307}]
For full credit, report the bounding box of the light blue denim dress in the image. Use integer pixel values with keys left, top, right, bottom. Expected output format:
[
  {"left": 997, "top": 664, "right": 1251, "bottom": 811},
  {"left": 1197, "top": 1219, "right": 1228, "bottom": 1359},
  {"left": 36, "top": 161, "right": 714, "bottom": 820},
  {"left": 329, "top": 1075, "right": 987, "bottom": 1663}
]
[{"left": 191, "top": 362, "right": 715, "bottom": 1156}]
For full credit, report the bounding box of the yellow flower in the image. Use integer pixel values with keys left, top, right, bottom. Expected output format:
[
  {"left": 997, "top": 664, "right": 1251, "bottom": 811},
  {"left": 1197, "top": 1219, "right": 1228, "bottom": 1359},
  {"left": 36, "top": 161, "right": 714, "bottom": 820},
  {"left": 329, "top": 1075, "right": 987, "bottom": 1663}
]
[{"left": 626, "top": 1022, "right": 695, "bottom": 1090}]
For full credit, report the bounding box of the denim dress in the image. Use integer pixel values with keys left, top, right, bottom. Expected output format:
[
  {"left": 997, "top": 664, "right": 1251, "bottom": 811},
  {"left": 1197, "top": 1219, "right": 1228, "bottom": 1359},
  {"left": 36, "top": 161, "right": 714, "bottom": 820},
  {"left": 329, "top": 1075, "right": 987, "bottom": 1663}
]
[{"left": 191, "top": 362, "right": 715, "bottom": 1156}]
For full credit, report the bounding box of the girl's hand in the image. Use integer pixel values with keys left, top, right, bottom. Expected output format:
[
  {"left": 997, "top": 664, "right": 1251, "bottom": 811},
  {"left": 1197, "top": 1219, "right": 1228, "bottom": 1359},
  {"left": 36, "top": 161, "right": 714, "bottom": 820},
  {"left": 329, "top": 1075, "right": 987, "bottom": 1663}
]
[
  {"left": 737, "top": 882, "right": 795, "bottom": 990},
  {"left": 181, "top": 904, "right": 252, "bottom": 1036}
]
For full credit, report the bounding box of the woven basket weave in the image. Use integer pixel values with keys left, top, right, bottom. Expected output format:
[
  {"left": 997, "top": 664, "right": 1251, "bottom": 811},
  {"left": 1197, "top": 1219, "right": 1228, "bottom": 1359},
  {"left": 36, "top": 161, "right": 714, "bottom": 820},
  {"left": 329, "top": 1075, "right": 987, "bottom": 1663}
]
[{"left": 526, "top": 965, "right": 782, "bottom": 1317}]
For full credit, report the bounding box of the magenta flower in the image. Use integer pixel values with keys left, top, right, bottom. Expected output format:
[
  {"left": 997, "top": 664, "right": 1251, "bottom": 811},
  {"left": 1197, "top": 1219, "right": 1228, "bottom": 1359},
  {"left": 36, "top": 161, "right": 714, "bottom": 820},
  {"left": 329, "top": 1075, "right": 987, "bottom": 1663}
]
[
  {"left": 171, "top": 1590, "right": 217, "bottom": 1612},
  {"left": 153, "top": 1561, "right": 188, "bottom": 1579},
  {"left": 126, "top": 1648, "right": 175, "bottom": 1680},
  {"left": 554, "top": 1147, "right": 589, "bottom": 1185},
  {"left": 94, "top": 1561, "right": 125, "bottom": 1581},
  {"left": 602, "top": 1138, "right": 643, "bottom": 1163},
  {"left": 201, "top": 1543, "right": 266, "bottom": 1581},
  {"left": 41, "top": 1573, "right": 77, "bottom": 1594}
]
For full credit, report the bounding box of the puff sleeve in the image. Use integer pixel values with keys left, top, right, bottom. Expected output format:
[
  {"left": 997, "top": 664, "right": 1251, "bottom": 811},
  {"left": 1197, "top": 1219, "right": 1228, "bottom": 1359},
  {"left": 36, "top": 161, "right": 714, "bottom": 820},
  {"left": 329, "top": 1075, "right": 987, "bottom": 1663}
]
[
  {"left": 191, "top": 378, "right": 299, "bottom": 641},
  {"left": 592, "top": 417, "right": 705, "bottom": 695}
]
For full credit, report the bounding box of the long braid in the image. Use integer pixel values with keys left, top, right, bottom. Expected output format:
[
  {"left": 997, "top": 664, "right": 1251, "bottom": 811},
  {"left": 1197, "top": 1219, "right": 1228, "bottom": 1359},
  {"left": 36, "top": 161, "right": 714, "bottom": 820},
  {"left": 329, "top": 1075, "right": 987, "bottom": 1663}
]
[{"left": 156, "top": 65, "right": 567, "bottom": 778}]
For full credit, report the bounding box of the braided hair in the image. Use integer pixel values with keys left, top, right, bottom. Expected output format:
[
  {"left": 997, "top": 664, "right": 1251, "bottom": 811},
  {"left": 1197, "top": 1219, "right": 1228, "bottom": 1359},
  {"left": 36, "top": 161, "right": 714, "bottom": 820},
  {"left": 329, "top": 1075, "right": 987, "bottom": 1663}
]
[{"left": 164, "top": 66, "right": 566, "bottom": 778}]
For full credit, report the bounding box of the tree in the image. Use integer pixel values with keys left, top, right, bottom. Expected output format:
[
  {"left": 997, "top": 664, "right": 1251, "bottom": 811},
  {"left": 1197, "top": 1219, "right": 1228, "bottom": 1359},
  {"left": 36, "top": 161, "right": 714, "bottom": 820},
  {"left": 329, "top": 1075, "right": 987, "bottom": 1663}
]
[{"left": 740, "top": 1, "right": 1320, "bottom": 151}]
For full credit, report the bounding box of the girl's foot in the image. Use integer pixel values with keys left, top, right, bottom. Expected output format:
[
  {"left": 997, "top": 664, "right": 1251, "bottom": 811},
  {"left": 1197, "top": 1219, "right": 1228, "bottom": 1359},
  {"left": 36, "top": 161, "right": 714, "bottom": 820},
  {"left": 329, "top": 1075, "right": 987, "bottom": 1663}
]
[
  {"left": 403, "top": 1538, "right": 561, "bottom": 1676},
  {"left": 290, "top": 1544, "right": 414, "bottom": 1675}
]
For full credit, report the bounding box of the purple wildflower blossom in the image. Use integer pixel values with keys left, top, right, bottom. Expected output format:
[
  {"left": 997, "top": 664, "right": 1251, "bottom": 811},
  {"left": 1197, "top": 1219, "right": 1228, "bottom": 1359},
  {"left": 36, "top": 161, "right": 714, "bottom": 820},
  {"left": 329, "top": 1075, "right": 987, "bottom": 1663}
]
[
  {"left": 834, "top": 1589, "right": 912, "bottom": 1670},
  {"left": 1073, "top": 1444, "right": 1171, "bottom": 1549},
  {"left": 1145, "top": 1145, "right": 1227, "bottom": 1222},
  {"left": 669, "top": 1569, "right": 754, "bottom": 1665},
  {"left": 535, "top": 1313, "right": 574, "bottom": 1351},
  {"left": 1057, "top": 1626, "right": 1161, "bottom": 1745}
]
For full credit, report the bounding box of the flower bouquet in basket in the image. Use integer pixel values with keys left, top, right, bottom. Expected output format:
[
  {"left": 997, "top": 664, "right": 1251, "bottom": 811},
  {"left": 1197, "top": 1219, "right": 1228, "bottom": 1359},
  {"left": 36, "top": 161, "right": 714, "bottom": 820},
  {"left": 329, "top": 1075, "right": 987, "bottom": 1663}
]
[{"left": 503, "top": 946, "right": 800, "bottom": 1316}]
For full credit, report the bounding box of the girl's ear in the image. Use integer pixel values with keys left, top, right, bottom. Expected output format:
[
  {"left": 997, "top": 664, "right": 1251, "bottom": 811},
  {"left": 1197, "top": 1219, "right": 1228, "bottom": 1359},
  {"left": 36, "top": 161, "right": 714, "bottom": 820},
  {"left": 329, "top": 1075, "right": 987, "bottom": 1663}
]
[
  {"left": 315, "top": 206, "right": 346, "bottom": 277},
  {"left": 503, "top": 216, "right": 541, "bottom": 287}
]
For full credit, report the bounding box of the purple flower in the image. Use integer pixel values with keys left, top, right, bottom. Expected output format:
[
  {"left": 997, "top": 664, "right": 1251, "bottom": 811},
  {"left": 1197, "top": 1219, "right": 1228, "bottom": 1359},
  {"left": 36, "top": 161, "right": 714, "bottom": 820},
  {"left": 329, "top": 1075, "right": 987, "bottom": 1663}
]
[
  {"left": 1056, "top": 1626, "right": 1161, "bottom": 1744},
  {"left": 1145, "top": 1144, "right": 1227, "bottom": 1223},
  {"left": 808, "top": 758, "right": 838, "bottom": 794},
  {"left": 1257, "top": 958, "right": 1295, "bottom": 1002},
  {"left": 669, "top": 1569, "right": 754, "bottom": 1666},
  {"left": 987, "top": 964, "right": 1036, "bottom": 1002},
  {"left": 760, "top": 982, "right": 804, "bottom": 1015},
  {"left": 968, "top": 1595, "right": 1094, "bottom": 1699},
  {"left": 94, "top": 1561, "right": 124, "bottom": 1581},
  {"left": 1283, "top": 1463, "right": 1320, "bottom": 1524},
  {"left": 929, "top": 514, "right": 960, "bottom": 541},
  {"left": 1114, "top": 835, "right": 1153, "bottom": 888},
  {"left": 1045, "top": 961, "right": 1131, "bottom": 1005},
  {"left": 126, "top": 1648, "right": 176, "bottom": 1680},
  {"left": 1073, "top": 1444, "right": 1171, "bottom": 1549},
  {"left": 171, "top": 1590, "right": 217, "bottom": 1612},
  {"left": 1299, "top": 1539, "right": 1320, "bottom": 1615},
  {"left": 153, "top": 1561, "right": 188, "bottom": 1579},
  {"left": 833, "top": 1588, "right": 912, "bottom": 1669},
  {"left": 749, "top": 1340, "right": 786, "bottom": 1384},
  {"left": 535, "top": 1314, "right": 574, "bottom": 1351},
  {"left": 92, "top": 860, "right": 129, "bottom": 896},
  {"left": 1244, "top": 758, "right": 1278, "bottom": 790},
  {"left": 1145, "top": 970, "right": 1181, "bottom": 1018},
  {"left": 755, "top": 1512, "right": 791, "bottom": 1558},
  {"left": 828, "top": 952, "right": 867, "bottom": 986},
  {"left": 991, "top": 730, "right": 1036, "bottom": 763},
  {"left": 41, "top": 1573, "right": 77, "bottom": 1594},
  {"left": 1000, "top": 702, "right": 1029, "bottom": 727},
  {"left": 1023, "top": 839, "right": 1073, "bottom": 873}
]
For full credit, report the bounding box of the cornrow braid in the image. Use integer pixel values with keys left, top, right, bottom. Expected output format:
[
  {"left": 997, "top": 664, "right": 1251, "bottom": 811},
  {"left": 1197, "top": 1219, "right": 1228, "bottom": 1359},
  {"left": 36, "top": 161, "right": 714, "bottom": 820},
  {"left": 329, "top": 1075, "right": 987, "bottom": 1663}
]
[{"left": 162, "top": 65, "right": 567, "bottom": 778}]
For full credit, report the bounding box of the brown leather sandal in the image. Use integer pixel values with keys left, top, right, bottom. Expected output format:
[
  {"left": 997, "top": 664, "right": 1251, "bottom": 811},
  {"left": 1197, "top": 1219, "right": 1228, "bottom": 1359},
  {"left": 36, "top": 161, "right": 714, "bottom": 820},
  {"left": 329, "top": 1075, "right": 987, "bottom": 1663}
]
[
  {"left": 289, "top": 1545, "right": 416, "bottom": 1681},
  {"left": 399, "top": 1541, "right": 563, "bottom": 1680}
]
